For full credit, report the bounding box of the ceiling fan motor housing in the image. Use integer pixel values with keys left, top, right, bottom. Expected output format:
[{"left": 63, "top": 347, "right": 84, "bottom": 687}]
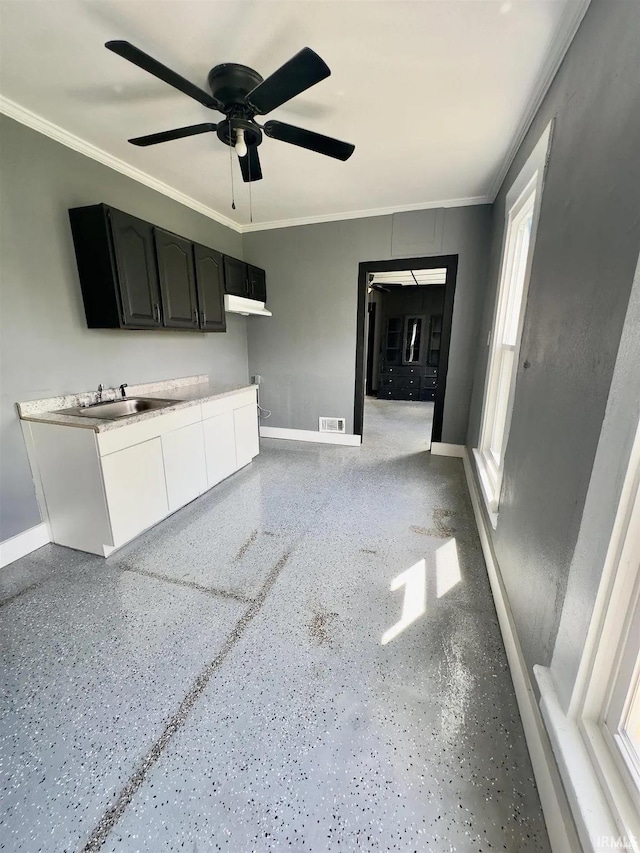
[
  {"left": 208, "top": 63, "right": 265, "bottom": 148},
  {"left": 207, "top": 63, "right": 263, "bottom": 111}
]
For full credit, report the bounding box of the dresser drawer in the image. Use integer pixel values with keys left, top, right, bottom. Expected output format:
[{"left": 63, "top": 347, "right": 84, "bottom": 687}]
[
  {"left": 422, "top": 377, "right": 437, "bottom": 389},
  {"left": 379, "top": 375, "right": 421, "bottom": 390},
  {"left": 424, "top": 367, "right": 438, "bottom": 378},
  {"left": 378, "top": 387, "right": 421, "bottom": 401},
  {"left": 421, "top": 389, "right": 436, "bottom": 401},
  {"left": 383, "top": 365, "right": 421, "bottom": 376},
  {"left": 377, "top": 388, "right": 399, "bottom": 400}
]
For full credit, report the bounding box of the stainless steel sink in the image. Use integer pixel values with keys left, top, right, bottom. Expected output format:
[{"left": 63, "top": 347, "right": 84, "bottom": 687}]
[{"left": 56, "top": 397, "right": 180, "bottom": 420}]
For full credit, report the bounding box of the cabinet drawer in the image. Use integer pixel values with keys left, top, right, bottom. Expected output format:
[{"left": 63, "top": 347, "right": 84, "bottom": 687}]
[
  {"left": 421, "top": 389, "right": 436, "bottom": 401},
  {"left": 424, "top": 367, "right": 438, "bottom": 377},
  {"left": 383, "top": 365, "right": 421, "bottom": 376},
  {"left": 377, "top": 388, "right": 421, "bottom": 401},
  {"left": 379, "top": 375, "right": 421, "bottom": 389},
  {"left": 423, "top": 377, "right": 438, "bottom": 389}
]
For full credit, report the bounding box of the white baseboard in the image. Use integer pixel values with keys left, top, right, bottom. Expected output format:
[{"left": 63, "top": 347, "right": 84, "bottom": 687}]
[
  {"left": 259, "top": 426, "right": 362, "bottom": 447},
  {"left": 0, "top": 522, "right": 50, "bottom": 568},
  {"left": 462, "top": 449, "right": 580, "bottom": 852},
  {"left": 430, "top": 442, "right": 465, "bottom": 457}
]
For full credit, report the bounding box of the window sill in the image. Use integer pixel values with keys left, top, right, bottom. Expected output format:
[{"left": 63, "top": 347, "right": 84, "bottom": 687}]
[
  {"left": 535, "top": 665, "right": 633, "bottom": 853},
  {"left": 472, "top": 448, "right": 499, "bottom": 529}
]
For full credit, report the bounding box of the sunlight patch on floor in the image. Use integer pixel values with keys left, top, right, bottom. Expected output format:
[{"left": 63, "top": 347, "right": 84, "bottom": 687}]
[
  {"left": 381, "top": 559, "right": 426, "bottom": 645},
  {"left": 436, "top": 538, "right": 461, "bottom": 598}
]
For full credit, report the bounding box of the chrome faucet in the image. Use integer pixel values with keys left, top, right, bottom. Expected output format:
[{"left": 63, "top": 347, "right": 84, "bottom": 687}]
[
  {"left": 96, "top": 383, "right": 104, "bottom": 403},
  {"left": 119, "top": 384, "right": 128, "bottom": 399}
]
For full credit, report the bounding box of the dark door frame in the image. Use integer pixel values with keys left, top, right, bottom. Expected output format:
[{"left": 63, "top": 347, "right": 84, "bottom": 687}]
[
  {"left": 354, "top": 254, "right": 459, "bottom": 444},
  {"left": 365, "top": 301, "right": 377, "bottom": 395}
]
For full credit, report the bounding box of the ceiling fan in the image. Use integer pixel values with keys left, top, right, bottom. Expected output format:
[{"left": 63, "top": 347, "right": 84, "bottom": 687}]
[{"left": 105, "top": 41, "right": 355, "bottom": 182}]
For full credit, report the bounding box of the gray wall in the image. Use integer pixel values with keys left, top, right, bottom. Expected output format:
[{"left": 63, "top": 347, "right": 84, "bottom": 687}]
[
  {"left": 551, "top": 249, "right": 640, "bottom": 711},
  {"left": 244, "top": 205, "right": 491, "bottom": 441},
  {"left": 0, "top": 115, "right": 249, "bottom": 541},
  {"left": 466, "top": 0, "right": 640, "bottom": 676}
]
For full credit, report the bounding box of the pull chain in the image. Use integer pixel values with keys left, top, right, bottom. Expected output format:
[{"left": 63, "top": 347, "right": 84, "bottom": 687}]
[{"left": 229, "top": 128, "right": 236, "bottom": 211}]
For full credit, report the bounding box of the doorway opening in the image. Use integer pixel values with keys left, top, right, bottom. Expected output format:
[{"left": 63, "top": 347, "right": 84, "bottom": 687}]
[{"left": 354, "top": 255, "right": 458, "bottom": 446}]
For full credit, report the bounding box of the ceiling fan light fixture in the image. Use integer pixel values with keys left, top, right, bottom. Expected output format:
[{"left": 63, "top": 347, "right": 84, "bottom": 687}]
[
  {"left": 106, "top": 41, "right": 355, "bottom": 181},
  {"left": 235, "top": 128, "right": 248, "bottom": 158}
]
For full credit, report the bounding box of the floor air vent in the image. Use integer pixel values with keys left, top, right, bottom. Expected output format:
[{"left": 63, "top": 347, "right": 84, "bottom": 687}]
[{"left": 319, "top": 417, "right": 346, "bottom": 434}]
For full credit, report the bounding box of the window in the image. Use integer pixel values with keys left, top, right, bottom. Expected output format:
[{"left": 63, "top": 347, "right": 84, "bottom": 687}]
[
  {"left": 474, "top": 123, "right": 552, "bottom": 525},
  {"left": 536, "top": 415, "right": 640, "bottom": 851},
  {"left": 577, "top": 450, "right": 640, "bottom": 847}
]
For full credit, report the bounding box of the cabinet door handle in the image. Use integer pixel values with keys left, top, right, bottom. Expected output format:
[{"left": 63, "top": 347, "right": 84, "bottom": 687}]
[
  {"left": 193, "top": 308, "right": 198, "bottom": 323},
  {"left": 201, "top": 311, "right": 207, "bottom": 326},
  {"left": 154, "top": 304, "right": 160, "bottom": 323}
]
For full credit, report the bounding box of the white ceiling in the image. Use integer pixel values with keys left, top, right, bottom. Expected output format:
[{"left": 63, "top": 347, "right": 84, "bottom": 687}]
[{"left": 0, "top": 0, "right": 587, "bottom": 231}]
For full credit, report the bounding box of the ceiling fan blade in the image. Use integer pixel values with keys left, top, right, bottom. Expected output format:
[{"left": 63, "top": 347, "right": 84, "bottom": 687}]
[
  {"left": 263, "top": 120, "right": 354, "bottom": 161},
  {"left": 129, "top": 123, "right": 218, "bottom": 147},
  {"left": 246, "top": 47, "right": 330, "bottom": 115},
  {"left": 105, "top": 40, "right": 223, "bottom": 111},
  {"left": 239, "top": 145, "right": 263, "bottom": 182}
]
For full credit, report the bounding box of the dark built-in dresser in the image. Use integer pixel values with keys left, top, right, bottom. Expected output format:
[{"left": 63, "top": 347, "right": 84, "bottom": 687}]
[{"left": 377, "top": 313, "right": 442, "bottom": 401}]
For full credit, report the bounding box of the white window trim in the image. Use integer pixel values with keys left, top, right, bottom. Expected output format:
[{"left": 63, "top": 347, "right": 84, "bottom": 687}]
[
  {"left": 536, "top": 413, "right": 640, "bottom": 852},
  {"left": 474, "top": 122, "right": 553, "bottom": 526}
]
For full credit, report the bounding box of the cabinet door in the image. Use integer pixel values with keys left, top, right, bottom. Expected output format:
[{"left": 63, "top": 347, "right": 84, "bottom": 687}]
[
  {"left": 234, "top": 403, "right": 259, "bottom": 469},
  {"left": 223, "top": 255, "right": 248, "bottom": 297},
  {"left": 247, "top": 265, "right": 266, "bottom": 302},
  {"left": 194, "top": 244, "right": 226, "bottom": 332},
  {"left": 202, "top": 411, "right": 237, "bottom": 488},
  {"left": 154, "top": 228, "right": 199, "bottom": 329},
  {"left": 101, "top": 438, "right": 168, "bottom": 547},
  {"left": 109, "top": 209, "right": 162, "bottom": 328},
  {"left": 162, "top": 422, "right": 207, "bottom": 512}
]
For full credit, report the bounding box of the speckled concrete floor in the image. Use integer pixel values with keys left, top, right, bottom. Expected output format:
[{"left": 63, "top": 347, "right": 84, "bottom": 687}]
[{"left": 0, "top": 399, "right": 550, "bottom": 853}]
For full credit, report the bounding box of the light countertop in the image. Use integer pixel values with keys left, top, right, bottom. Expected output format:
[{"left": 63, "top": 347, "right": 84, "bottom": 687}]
[{"left": 17, "top": 375, "right": 257, "bottom": 433}]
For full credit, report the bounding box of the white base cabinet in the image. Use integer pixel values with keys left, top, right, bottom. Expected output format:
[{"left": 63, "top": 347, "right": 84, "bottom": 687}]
[
  {"left": 102, "top": 437, "right": 169, "bottom": 547},
  {"left": 162, "top": 422, "right": 207, "bottom": 512},
  {"left": 24, "top": 388, "right": 258, "bottom": 557},
  {"left": 203, "top": 411, "right": 237, "bottom": 488},
  {"left": 234, "top": 403, "right": 261, "bottom": 469}
]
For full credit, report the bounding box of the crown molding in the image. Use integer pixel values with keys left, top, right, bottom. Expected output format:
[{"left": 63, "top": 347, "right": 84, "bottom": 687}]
[
  {"left": 0, "top": 95, "right": 491, "bottom": 235},
  {"left": 0, "top": 95, "right": 243, "bottom": 233},
  {"left": 241, "top": 195, "right": 492, "bottom": 233},
  {"left": 486, "top": 0, "right": 591, "bottom": 202}
]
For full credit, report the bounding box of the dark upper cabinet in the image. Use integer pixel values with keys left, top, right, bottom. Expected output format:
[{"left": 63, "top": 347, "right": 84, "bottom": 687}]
[
  {"left": 223, "top": 255, "right": 248, "bottom": 298},
  {"left": 109, "top": 209, "right": 162, "bottom": 328},
  {"left": 154, "top": 228, "right": 199, "bottom": 330},
  {"left": 194, "top": 244, "right": 226, "bottom": 332},
  {"left": 69, "top": 203, "right": 266, "bottom": 332},
  {"left": 247, "top": 265, "right": 267, "bottom": 302},
  {"left": 223, "top": 256, "right": 267, "bottom": 304}
]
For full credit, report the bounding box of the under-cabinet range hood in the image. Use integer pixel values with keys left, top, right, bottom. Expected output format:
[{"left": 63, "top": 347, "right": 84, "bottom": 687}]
[{"left": 224, "top": 294, "right": 272, "bottom": 317}]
